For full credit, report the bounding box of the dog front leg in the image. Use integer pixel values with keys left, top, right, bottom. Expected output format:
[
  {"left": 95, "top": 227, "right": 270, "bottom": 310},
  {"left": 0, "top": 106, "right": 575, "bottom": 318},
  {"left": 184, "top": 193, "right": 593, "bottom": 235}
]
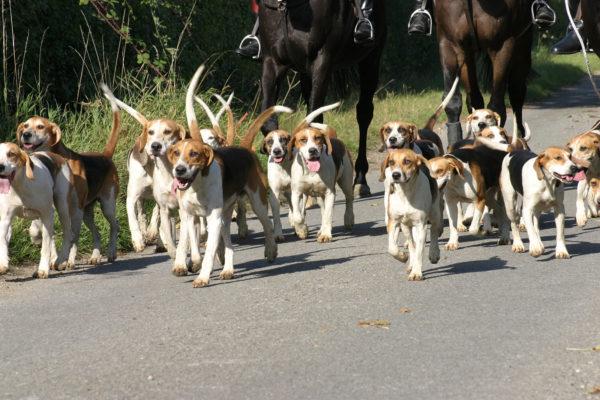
[
  {"left": 219, "top": 211, "right": 235, "bottom": 280},
  {"left": 188, "top": 216, "right": 202, "bottom": 273},
  {"left": 35, "top": 212, "right": 55, "bottom": 279},
  {"left": 127, "top": 188, "right": 146, "bottom": 252},
  {"left": 401, "top": 223, "right": 415, "bottom": 276},
  {"left": 158, "top": 206, "right": 177, "bottom": 258},
  {"left": 317, "top": 189, "right": 335, "bottom": 243},
  {"left": 291, "top": 189, "right": 308, "bottom": 239},
  {"left": 172, "top": 209, "right": 190, "bottom": 277},
  {"left": 522, "top": 206, "right": 544, "bottom": 257},
  {"left": 408, "top": 224, "right": 426, "bottom": 281},
  {"left": 575, "top": 179, "right": 588, "bottom": 227},
  {"left": 429, "top": 200, "right": 442, "bottom": 264},
  {"left": 388, "top": 220, "right": 408, "bottom": 263},
  {"left": 0, "top": 211, "right": 14, "bottom": 274},
  {"left": 269, "top": 189, "right": 285, "bottom": 242},
  {"left": 193, "top": 210, "right": 223, "bottom": 287},
  {"left": 554, "top": 202, "right": 569, "bottom": 259},
  {"left": 468, "top": 198, "right": 485, "bottom": 235}
]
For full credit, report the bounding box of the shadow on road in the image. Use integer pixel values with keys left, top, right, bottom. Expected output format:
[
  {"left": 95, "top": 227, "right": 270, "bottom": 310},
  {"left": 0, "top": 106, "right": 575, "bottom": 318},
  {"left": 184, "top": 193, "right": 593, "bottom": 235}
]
[{"left": 423, "top": 255, "right": 514, "bottom": 279}]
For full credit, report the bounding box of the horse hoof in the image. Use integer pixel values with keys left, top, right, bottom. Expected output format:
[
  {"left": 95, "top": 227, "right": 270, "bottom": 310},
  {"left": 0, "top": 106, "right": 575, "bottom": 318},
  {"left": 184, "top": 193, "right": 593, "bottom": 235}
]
[{"left": 353, "top": 184, "right": 371, "bottom": 198}]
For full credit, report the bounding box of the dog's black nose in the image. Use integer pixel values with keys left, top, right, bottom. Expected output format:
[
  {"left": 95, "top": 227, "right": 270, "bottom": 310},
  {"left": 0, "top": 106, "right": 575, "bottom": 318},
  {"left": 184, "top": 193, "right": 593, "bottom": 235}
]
[
  {"left": 273, "top": 148, "right": 283, "bottom": 156},
  {"left": 388, "top": 136, "right": 397, "bottom": 144},
  {"left": 151, "top": 142, "right": 162, "bottom": 152},
  {"left": 392, "top": 171, "right": 401, "bottom": 180},
  {"left": 478, "top": 122, "right": 487, "bottom": 129},
  {"left": 175, "top": 166, "right": 187, "bottom": 176},
  {"left": 570, "top": 165, "right": 579, "bottom": 173},
  {"left": 308, "top": 147, "right": 318, "bottom": 156},
  {"left": 500, "top": 140, "right": 507, "bottom": 144},
  {"left": 0, "top": 165, "right": 4, "bottom": 172},
  {"left": 22, "top": 131, "right": 32, "bottom": 140}
]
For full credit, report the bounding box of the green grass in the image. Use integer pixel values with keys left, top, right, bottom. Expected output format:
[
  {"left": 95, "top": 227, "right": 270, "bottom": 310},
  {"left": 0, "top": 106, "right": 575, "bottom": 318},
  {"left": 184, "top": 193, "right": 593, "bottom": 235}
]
[{"left": 6, "top": 45, "right": 600, "bottom": 266}]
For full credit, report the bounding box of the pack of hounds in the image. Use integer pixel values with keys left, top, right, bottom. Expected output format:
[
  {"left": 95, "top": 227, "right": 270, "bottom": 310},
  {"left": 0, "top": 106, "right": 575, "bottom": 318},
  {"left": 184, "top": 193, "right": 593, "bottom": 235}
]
[{"left": 1, "top": 65, "right": 599, "bottom": 286}]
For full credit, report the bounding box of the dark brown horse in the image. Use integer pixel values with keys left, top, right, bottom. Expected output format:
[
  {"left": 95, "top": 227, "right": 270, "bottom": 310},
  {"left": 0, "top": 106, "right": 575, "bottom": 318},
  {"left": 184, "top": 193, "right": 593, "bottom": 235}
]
[
  {"left": 258, "top": 0, "right": 386, "bottom": 196},
  {"left": 582, "top": 0, "right": 600, "bottom": 59},
  {"left": 435, "top": 0, "right": 533, "bottom": 144}
]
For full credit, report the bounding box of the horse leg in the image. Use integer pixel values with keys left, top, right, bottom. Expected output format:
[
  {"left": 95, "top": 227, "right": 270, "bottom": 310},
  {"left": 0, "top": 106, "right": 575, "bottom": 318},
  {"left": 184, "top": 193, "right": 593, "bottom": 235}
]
[
  {"left": 487, "top": 38, "right": 515, "bottom": 126},
  {"left": 439, "top": 38, "right": 463, "bottom": 146},
  {"left": 461, "top": 53, "right": 484, "bottom": 112},
  {"left": 260, "top": 57, "right": 289, "bottom": 133},
  {"left": 508, "top": 34, "right": 533, "bottom": 137},
  {"left": 300, "top": 73, "right": 312, "bottom": 108},
  {"left": 353, "top": 51, "right": 382, "bottom": 197}
]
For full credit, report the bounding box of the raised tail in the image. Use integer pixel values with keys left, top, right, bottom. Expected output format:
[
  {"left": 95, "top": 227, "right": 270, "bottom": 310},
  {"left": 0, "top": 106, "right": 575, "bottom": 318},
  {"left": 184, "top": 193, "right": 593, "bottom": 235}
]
[
  {"left": 214, "top": 93, "right": 236, "bottom": 146},
  {"left": 239, "top": 106, "right": 293, "bottom": 150},
  {"left": 293, "top": 102, "right": 341, "bottom": 133},
  {"left": 186, "top": 65, "right": 206, "bottom": 142},
  {"left": 424, "top": 77, "right": 460, "bottom": 131},
  {"left": 512, "top": 115, "right": 532, "bottom": 144},
  {"left": 100, "top": 83, "right": 122, "bottom": 158}
]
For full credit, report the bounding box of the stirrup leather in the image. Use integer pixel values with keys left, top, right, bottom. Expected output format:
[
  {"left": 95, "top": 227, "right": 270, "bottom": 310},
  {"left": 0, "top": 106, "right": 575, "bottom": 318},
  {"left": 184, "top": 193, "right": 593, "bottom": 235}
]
[{"left": 407, "top": 9, "right": 433, "bottom": 36}]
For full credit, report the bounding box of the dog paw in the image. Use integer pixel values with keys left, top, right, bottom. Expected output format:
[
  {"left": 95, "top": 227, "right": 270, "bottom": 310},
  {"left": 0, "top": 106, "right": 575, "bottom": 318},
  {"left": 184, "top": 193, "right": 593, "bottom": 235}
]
[
  {"left": 63, "top": 261, "right": 75, "bottom": 271},
  {"left": 107, "top": 253, "right": 117, "bottom": 263},
  {"left": 88, "top": 255, "right": 102, "bottom": 266},
  {"left": 133, "top": 240, "right": 146, "bottom": 253},
  {"left": 145, "top": 229, "right": 158, "bottom": 243},
  {"left": 429, "top": 250, "right": 440, "bottom": 264},
  {"left": 171, "top": 264, "right": 188, "bottom": 277},
  {"left": 219, "top": 270, "right": 234, "bottom": 280},
  {"left": 390, "top": 249, "right": 409, "bottom": 263},
  {"left": 237, "top": 225, "right": 249, "bottom": 239},
  {"left": 518, "top": 224, "right": 527, "bottom": 232},
  {"left": 497, "top": 237, "right": 511, "bottom": 246},
  {"left": 33, "top": 270, "right": 48, "bottom": 279},
  {"left": 456, "top": 224, "right": 468, "bottom": 233},
  {"left": 265, "top": 242, "right": 278, "bottom": 262},
  {"left": 512, "top": 242, "right": 526, "bottom": 253},
  {"left": 576, "top": 212, "right": 588, "bottom": 227},
  {"left": 529, "top": 243, "right": 545, "bottom": 258},
  {"left": 192, "top": 277, "right": 209, "bottom": 288},
  {"left": 317, "top": 233, "right": 332, "bottom": 243},
  {"left": 0, "top": 265, "right": 9, "bottom": 275},
  {"left": 295, "top": 224, "right": 308, "bottom": 240},
  {"left": 555, "top": 250, "right": 570, "bottom": 259},
  {"left": 408, "top": 271, "right": 423, "bottom": 281},
  {"left": 189, "top": 257, "right": 202, "bottom": 273},
  {"left": 344, "top": 213, "right": 354, "bottom": 231},
  {"left": 445, "top": 242, "right": 459, "bottom": 251}
]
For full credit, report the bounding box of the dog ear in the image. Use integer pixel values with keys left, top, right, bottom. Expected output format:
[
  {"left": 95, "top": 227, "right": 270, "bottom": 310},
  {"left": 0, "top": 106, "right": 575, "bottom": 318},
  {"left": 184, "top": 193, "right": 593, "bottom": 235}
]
[
  {"left": 416, "top": 154, "right": 430, "bottom": 169},
  {"left": 287, "top": 133, "right": 297, "bottom": 157},
  {"left": 493, "top": 112, "right": 502, "bottom": 126},
  {"left": 15, "top": 122, "right": 25, "bottom": 147},
  {"left": 49, "top": 123, "right": 62, "bottom": 147},
  {"left": 133, "top": 135, "right": 149, "bottom": 166},
  {"left": 139, "top": 124, "right": 149, "bottom": 152},
  {"left": 444, "top": 155, "right": 464, "bottom": 178},
  {"left": 215, "top": 132, "right": 227, "bottom": 147},
  {"left": 379, "top": 125, "right": 388, "bottom": 148},
  {"left": 408, "top": 124, "right": 418, "bottom": 143},
  {"left": 201, "top": 145, "right": 214, "bottom": 176},
  {"left": 18, "top": 148, "right": 34, "bottom": 180},
  {"left": 260, "top": 139, "right": 269, "bottom": 155},
  {"left": 465, "top": 115, "right": 473, "bottom": 139},
  {"left": 379, "top": 152, "right": 390, "bottom": 182},
  {"left": 176, "top": 124, "right": 189, "bottom": 140},
  {"left": 534, "top": 153, "right": 545, "bottom": 180},
  {"left": 323, "top": 132, "right": 333, "bottom": 156}
]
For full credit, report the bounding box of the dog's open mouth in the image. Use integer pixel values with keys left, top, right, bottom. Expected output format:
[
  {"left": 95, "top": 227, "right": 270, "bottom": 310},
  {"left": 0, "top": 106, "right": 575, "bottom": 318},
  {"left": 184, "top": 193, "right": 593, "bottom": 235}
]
[
  {"left": 306, "top": 157, "right": 321, "bottom": 172},
  {"left": 0, "top": 171, "right": 15, "bottom": 194},
  {"left": 272, "top": 155, "right": 285, "bottom": 164},
  {"left": 21, "top": 142, "right": 41, "bottom": 151},
  {"left": 171, "top": 172, "right": 197, "bottom": 194},
  {"left": 553, "top": 172, "right": 579, "bottom": 183}
]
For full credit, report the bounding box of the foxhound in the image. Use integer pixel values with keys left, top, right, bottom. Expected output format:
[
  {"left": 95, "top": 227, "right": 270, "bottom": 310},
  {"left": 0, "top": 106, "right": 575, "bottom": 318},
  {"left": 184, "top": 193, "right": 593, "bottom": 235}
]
[
  {"left": 169, "top": 65, "right": 290, "bottom": 287},
  {"left": 0, "top": 143, "right": 76, "bottom": 278},
  {"left": 448, "top": 108, "right": 502, "bottom": 152},
  {"left": 566, "top": 130, "right": 600, "bottom": 227},
  {"left": 17, "top": 87, "right": 121, "bottom": 265},
  {"left": 381, "top": 149, "right": 442, "bottom": 281},
  {"left": 500, "top": 147, "right": 587, "bottom": 259}
]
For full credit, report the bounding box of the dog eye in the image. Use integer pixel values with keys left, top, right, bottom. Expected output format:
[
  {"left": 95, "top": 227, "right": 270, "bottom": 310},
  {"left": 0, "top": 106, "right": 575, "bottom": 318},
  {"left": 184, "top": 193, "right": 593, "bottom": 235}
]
[
  {"left": 173, "top": 150, "right": 180, "bottom": 157},
  {"left": 403, "top": 158, "right": 411, "bottom": 165},
  {"left": 189, "top": 151, "right": 199, "bottom": 158},
  {"left": 434, "top": 169, "right": 442, "bottom": 175},
  {"left": 300, "top": 138, "right": 307, "bottom": 144},
  {"left": 385, "top": 127, "right": 391, "bottom": 134},
  {"left": 472, "top": 116, "right": 478, "bottom": 120},
  {"left": 554, "top": 156, "right": 562, "bottom": 160},
  {"left": 37, "top": 124, "right": 44, "bottom": 130},
  {"left": 23, "top": 123, "right": 28, "bottom": 128},
  {"left": 266, "top": 139, "right": 273, "bottom": 145},
  {"left": 148, "top": 130, "right": 154, "bottom": 136},
  {"left": 591, "top": 181, "right": 598, "bottom": 188},
  {"left": 388, "top": 160, "right": 395, "bottom": 166},
  {"left": 164, "top": 129, "right": 172, "bottom": 135},
  {"left": 580, "top": 146, "right": 588, "bottom": 151}
]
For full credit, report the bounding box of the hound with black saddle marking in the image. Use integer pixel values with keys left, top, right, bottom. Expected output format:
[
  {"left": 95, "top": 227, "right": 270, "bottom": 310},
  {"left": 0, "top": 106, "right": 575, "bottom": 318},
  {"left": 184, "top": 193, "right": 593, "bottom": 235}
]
[
  {"left": 500, "top": 147, "right": 587, "bottom": 259},
  {"left": 380, "top": 149, "right": 442, "bottom": 281}
]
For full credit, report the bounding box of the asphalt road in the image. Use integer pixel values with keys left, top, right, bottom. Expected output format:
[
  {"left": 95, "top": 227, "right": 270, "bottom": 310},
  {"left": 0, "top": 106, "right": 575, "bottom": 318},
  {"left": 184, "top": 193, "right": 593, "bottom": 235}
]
[{"left": 2, "top": 78, "right": 600, "bottom": 399}]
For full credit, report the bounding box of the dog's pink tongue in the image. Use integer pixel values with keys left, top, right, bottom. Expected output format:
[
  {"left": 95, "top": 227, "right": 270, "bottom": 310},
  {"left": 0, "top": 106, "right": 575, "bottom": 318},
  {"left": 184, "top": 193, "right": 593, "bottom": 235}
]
[
  {"left": 0, "top": 178, "right": 10, "bottom": 194},
  {"left": 307, "top": 160, "right": 320, "bottom": 173},
  {"left": 574, "top": 170, "right": 586, "bottom": 182},
  {"left": 171, "top": 179, "right": 178, "bottom": 195}
]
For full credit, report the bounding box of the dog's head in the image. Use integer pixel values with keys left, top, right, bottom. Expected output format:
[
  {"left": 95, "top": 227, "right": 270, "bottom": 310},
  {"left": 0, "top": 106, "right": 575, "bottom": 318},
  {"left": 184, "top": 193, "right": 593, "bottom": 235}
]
[
  {"left": 567, "top": 131, "right": 600, "bottom": 164},
  {"left": 466, "top": 109, "right": 501, "bottom": 137},
  {"left": 477, "top": 126, "right": 509, "bottom": 144},
  {"left": 0, "top": 142, "right": 34, "bottom": 193},
  {"left": 168, "top": 139, "right": 214, "bottom": 192},
  {"left": 139, "top": 119, "right": 187, "bottom": 159},
  {"left": 262, "top": 129, "right": 291, "bottom": 164},
  {"left": 379, "top": 121, "right": 417, "bottom": 151},
  {"left": 379, "top": 148, "right": 428, "bottom": 184},
  {"left": 534, "top": 147, "right": 586, "bottom": 183},
  {"left": 428, "top": 155, "right": 464, "bottom": 189},
  {"left": 589, "top": 177, "right": 600, "bottom": 208},
  {"left": 16, "top": 116, "right": 62, "bottom": 152},
  {"left": 289, "top": 127, "right": 332, "bottom": 173}
]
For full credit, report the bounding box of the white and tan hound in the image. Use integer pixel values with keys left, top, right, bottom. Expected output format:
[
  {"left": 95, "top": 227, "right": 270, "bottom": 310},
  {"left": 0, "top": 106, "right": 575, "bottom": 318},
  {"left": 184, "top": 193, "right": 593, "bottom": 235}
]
[{"left": 566, "top": 130, "right": 600, "bottom": 227}]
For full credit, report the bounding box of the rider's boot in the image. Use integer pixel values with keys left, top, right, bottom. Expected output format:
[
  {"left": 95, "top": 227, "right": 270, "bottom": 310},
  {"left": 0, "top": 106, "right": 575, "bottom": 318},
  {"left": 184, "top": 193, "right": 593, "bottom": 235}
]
[
  {"left": 408, "top": 0, "right": 432, "bottom": 36},
  {"left": 236, "top": 17, "right": 261, "bottom": 60},
  {"left": 531, "top": 0, "right": 556, "bottom": 30},
  {"left": 551, "top": 19, "right": 590, "bottom": 54},
  {"left": 353, "top": 0, "right": 375, "bottom": 44}
]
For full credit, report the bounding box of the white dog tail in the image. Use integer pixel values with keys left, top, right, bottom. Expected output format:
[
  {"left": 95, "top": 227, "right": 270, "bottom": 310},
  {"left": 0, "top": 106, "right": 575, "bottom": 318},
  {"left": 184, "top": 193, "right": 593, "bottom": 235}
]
[
  {"left": 185, "top": 64, "right": 206, "bottom": 142},
  {"left": 425, "top": 77, "right": 459, "bottom": 131},
  {"left": 512, "top": 115, "right": 532, "bottom": 144},
  {"left": 293, "top": 102, "right": 341, "bottom": 133},
  {"left": 213, "top": 93, "right": 236, "bottom": 146},
  {"left": 100, "top": 83, "right": 122, "bottom": 158}
]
